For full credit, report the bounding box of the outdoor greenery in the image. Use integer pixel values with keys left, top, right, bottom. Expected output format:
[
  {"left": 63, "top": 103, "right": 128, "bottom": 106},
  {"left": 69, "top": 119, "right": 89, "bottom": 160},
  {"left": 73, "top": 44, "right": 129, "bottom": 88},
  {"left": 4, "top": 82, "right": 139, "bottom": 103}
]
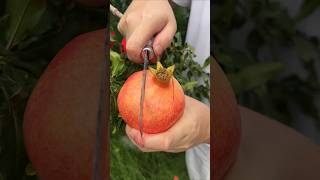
[{"left": 213, "top": 0, "right": 320, "bottom": 128}]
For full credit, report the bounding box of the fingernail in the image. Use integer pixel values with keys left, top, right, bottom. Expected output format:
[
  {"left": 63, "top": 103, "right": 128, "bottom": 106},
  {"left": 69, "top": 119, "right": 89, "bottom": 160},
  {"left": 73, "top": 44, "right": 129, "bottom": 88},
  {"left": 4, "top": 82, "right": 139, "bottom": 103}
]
[{"left": 154, "top": 44, "right": 163, "bottom": 56}]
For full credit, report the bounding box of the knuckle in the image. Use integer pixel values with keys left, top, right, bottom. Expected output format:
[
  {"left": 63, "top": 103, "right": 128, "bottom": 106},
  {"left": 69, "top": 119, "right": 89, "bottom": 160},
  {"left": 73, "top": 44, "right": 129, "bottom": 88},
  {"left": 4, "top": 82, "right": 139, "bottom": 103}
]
[
  {"left": 126, "top": 43, "right": 135, "bottom": 54},
  {"left": 117, "top": 21, "right": 126, "bottom": 35},
  {"left": 126, "top": 42, "right": 138, "bottom": 58},
  {"left": 117, "top": 23, "right": 122, "bottom": 33},
  {"left": 142, "top": 12, "right": 153, "bottom": 20},
  {"left": 125, "top": 12, "right": 140, "bottom": 25}
]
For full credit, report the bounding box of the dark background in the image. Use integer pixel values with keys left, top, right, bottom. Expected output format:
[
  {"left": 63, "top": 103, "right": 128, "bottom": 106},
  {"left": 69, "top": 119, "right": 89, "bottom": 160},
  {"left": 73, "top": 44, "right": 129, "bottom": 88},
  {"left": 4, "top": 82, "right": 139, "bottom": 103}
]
[
  {"left": 0, "top": 0, "right": 105, "bottom": 179},
  {"left": 213, "top": 0, "right": 320, "bottom": 144}
]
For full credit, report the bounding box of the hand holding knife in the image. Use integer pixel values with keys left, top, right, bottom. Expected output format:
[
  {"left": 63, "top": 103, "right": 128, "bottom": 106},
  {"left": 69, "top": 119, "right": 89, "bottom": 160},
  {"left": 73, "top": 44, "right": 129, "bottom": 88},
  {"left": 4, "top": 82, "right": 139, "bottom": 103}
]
[{"left": 110, "top": 4, "right": 156, "bottom": 138}]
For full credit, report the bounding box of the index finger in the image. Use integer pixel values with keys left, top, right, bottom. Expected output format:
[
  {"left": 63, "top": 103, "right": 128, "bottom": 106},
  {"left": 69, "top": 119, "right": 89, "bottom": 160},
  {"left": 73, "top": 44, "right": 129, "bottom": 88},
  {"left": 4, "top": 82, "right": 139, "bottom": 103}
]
[{"left": 125, "top": 18, "right": 166, "bottom": 63}]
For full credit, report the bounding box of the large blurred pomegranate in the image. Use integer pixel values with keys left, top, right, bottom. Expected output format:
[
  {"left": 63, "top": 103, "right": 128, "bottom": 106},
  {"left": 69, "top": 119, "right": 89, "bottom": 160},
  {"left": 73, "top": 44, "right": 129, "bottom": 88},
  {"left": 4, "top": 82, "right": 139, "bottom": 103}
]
[
  {"left": 213, "top": 59, "right": 241, "bottom": 180},
  {"left": 23, "top": 29, "right": 107, "bottom": 180}
]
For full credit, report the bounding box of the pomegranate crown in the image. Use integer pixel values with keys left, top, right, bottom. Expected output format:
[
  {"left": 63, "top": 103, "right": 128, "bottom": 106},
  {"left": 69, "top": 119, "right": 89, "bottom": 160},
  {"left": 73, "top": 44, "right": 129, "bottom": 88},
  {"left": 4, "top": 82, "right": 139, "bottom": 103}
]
[{"left": 148, "top": 61, "right": 175, "bottom": 83}]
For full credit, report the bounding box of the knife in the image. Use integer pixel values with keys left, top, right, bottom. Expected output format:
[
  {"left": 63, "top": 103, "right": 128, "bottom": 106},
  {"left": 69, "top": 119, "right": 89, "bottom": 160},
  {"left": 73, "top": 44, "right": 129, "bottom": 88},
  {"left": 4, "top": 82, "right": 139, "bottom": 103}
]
[
  {"left": 109, "top": 3, "right": 155, "bottom": 139},
  {"left": 139, "top": 40, "right": 154, "bottom": 138}
]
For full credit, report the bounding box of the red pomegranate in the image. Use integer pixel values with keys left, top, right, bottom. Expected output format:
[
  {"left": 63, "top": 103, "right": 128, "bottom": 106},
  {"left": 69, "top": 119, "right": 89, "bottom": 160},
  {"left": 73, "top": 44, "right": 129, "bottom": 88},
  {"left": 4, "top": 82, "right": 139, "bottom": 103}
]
[
  {"left": 213, "top": 59, "right": 241, "bottom": 180},
  {"left": 23, "top": 29, "right": 107, "bottom": 180},
  {"left": 117, "top": 61, "right": 185, "bottom": 134}
]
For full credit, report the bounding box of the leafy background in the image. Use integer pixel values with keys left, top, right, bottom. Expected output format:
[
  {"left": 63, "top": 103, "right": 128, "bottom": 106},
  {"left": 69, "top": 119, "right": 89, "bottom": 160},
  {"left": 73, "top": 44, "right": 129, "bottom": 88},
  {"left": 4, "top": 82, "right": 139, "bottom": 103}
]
[
  {"left": 0, "top": 0, "right": 105, "bottom": 179},
  {"left": 213, "top": 0, "right": 320, "bottom": 143}
]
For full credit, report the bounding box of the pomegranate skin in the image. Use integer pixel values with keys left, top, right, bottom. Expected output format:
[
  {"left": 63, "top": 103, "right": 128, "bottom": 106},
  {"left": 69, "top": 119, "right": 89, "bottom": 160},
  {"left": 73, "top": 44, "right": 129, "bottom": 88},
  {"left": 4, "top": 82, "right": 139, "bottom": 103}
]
[
  {"left": 23, "top": 29, "right": 107, "bottom": 180},
  {"left": 213, "top": 60, "right": 241, "bottom": 180},
  {"left": 117, "top": 70, "right": 185, "bottom": 134}
]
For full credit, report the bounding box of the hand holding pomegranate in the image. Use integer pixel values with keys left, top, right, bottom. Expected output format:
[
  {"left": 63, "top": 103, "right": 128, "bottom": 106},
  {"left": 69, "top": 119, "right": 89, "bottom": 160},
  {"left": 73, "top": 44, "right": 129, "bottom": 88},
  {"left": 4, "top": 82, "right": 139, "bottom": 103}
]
[
  {"left": 117, "top": 0, "right": 177, "bottom": 63},
  {"left": 125, "top": 95, "right": 210, "bottom": 153}
]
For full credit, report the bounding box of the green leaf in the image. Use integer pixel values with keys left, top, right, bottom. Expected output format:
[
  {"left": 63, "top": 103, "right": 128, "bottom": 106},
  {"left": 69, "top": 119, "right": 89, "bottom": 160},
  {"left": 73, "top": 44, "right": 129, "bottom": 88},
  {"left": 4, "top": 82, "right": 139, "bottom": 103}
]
[
  {"left": 110, "top": 50, "right": 126, "bottom": 78},
  {"left": 182, "top": 81, "right": 198, "bottom": 92},
  {"left": 25, "top": 163, "right": 36, "bottom": 176},
  {"left": 112, "top": 127, "right": 117, "bottom": 135},
  {"left": 227, "top": 62, "right": 284, "bottom": 93},
  {"left": 0, "top": 15, "right": 9, "bottom": 45},
  {"left": 5, "top": 0, "right": 46, "bottom": 49},
  {"left": 174, "top": 32, "right": 182, "bottom": 47},
  {"left": 202, "top": 56, "right": 211, "bottom": 69},
  {"left": 295, "top": 0, "right": 320, "bottom": 22}
]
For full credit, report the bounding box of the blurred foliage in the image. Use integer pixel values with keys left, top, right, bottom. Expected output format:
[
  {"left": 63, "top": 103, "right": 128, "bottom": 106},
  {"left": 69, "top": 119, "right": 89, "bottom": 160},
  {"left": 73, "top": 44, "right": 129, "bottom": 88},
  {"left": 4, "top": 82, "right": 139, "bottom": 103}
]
[
  {"left": 0, "top": 0, "right": 105, "bottom": 179},
  {"left": 110, "top": 137, "right": 189, "bottom": 180},
  {"left": 213, "top": 0, "right": 320, "bottom": 127}
]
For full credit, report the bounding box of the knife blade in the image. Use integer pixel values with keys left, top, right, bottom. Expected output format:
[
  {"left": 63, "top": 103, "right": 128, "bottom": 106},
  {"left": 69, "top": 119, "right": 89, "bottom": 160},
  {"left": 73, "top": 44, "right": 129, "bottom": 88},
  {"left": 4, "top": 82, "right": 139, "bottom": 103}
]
[{"left": 139, "top": 40, "right": 154, "bottom": 138}]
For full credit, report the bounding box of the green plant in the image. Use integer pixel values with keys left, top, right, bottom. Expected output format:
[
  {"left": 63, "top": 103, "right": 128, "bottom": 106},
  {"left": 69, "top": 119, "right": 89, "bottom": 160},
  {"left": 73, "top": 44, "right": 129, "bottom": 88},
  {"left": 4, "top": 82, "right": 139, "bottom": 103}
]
[{"left": 213, "top": 0, "right": 320, "bottom": 127}]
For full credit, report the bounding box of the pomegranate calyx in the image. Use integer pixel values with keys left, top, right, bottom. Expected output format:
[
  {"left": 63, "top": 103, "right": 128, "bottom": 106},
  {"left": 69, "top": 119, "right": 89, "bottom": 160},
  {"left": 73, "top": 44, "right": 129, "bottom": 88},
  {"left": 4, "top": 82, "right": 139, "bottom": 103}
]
[{"left": 148, "top": 61, "right": 175, "bottom": 83}]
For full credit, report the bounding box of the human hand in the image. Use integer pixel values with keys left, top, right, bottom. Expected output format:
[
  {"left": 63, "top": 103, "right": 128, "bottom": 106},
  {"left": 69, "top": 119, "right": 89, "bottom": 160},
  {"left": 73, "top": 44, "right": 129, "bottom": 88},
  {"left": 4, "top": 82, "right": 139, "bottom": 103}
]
[
  {"left": 117, "top": 0, "right": 177, "bottom": 63},
  {"left": 125, "top": 95, "right": 210, "bottom": 153}
]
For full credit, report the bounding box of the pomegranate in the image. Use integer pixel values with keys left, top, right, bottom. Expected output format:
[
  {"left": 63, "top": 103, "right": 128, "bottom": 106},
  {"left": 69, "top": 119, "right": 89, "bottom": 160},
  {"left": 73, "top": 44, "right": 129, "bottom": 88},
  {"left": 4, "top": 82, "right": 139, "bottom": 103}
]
[
  {"left": 213, "top": 59, "right": 241, "bottom": 180},
  {"left": 117, "top": 61, "right": 185, "bottom": 134},
  {"left": 23, "top": 29, "right": 107, "bottom": 180}
]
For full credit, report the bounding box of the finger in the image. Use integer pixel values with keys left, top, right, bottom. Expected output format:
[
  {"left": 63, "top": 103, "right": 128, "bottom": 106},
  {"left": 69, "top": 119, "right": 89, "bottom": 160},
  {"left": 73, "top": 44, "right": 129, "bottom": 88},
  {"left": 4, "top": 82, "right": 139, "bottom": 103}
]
[
  {"left": 125, "top": 126, "right": 159, "bottom": 152},
  {"left": 125, "top": 125, "right": 144, "bottom": 147},
  {"left": 127, "top": 128, "right": 171, "bottom": 151},
  {"left": 128, "top": 134, "right": 158, "bottom": 152},
  {"left": 153, "top": 20, "right": 177, "bottom": 56},
  {"left": 126, "top": 125, "right": 166, "bottom": 151},
  {"left": 126, "top": 18, "right": 166, "bottom": 63},
  {"left": 117, "top": 15, "right": 127, "bottom": 36},
  {"left": 143, "top": 133, "right": 171, "bottom": 151},
  {"left": 118, "top": 14, "right": 141, "bottom": 37}
]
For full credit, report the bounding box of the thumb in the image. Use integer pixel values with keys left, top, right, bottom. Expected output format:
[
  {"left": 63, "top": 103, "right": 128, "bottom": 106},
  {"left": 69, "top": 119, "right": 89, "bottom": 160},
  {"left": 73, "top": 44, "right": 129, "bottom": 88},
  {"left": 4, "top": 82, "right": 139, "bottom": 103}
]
[
  {"left": 126, "top": 125, "right": 171, "bottom": 151},
  {"left": 153, "top": 20, "right": 177, "bottom": 56}
]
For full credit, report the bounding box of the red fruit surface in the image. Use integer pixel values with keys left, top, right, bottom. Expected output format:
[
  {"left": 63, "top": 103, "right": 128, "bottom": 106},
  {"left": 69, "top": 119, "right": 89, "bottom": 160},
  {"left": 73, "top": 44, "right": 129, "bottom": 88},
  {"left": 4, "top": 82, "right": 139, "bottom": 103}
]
[
  {"left": 23, "top": 29, "right": 107, "bottom": 180},
  {"left": 213, "top": 59, "right": 241, "bottom": 180},
  {"left": 117, "top": 71, "right": 185, "bottom": 134},
  {"left": 75, "top": 0, "right": 105, "bottom": 7}
]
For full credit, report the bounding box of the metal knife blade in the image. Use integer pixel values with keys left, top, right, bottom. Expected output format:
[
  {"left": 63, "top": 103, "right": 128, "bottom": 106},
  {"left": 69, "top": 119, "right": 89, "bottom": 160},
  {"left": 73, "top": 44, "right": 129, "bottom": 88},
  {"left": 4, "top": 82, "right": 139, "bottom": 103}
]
[
  {"left": 138, "top": 54, "right": 148, "bottom": 137},
  {"left": 138, "top": 40, "right": 154, "bottom": 138}
]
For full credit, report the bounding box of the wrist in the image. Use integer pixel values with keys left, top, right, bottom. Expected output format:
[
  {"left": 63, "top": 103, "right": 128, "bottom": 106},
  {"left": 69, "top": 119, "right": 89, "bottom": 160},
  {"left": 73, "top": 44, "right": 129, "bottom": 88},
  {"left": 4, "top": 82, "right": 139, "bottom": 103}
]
[
  {"left": 193, "top": 98, "right": 210, "bottom": 145},
  {"left": 203, "top": 106, "right": 210, "bottom": 144},
  {"left": 201, "top": 106, "right": 210, "bottom": 144}
]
